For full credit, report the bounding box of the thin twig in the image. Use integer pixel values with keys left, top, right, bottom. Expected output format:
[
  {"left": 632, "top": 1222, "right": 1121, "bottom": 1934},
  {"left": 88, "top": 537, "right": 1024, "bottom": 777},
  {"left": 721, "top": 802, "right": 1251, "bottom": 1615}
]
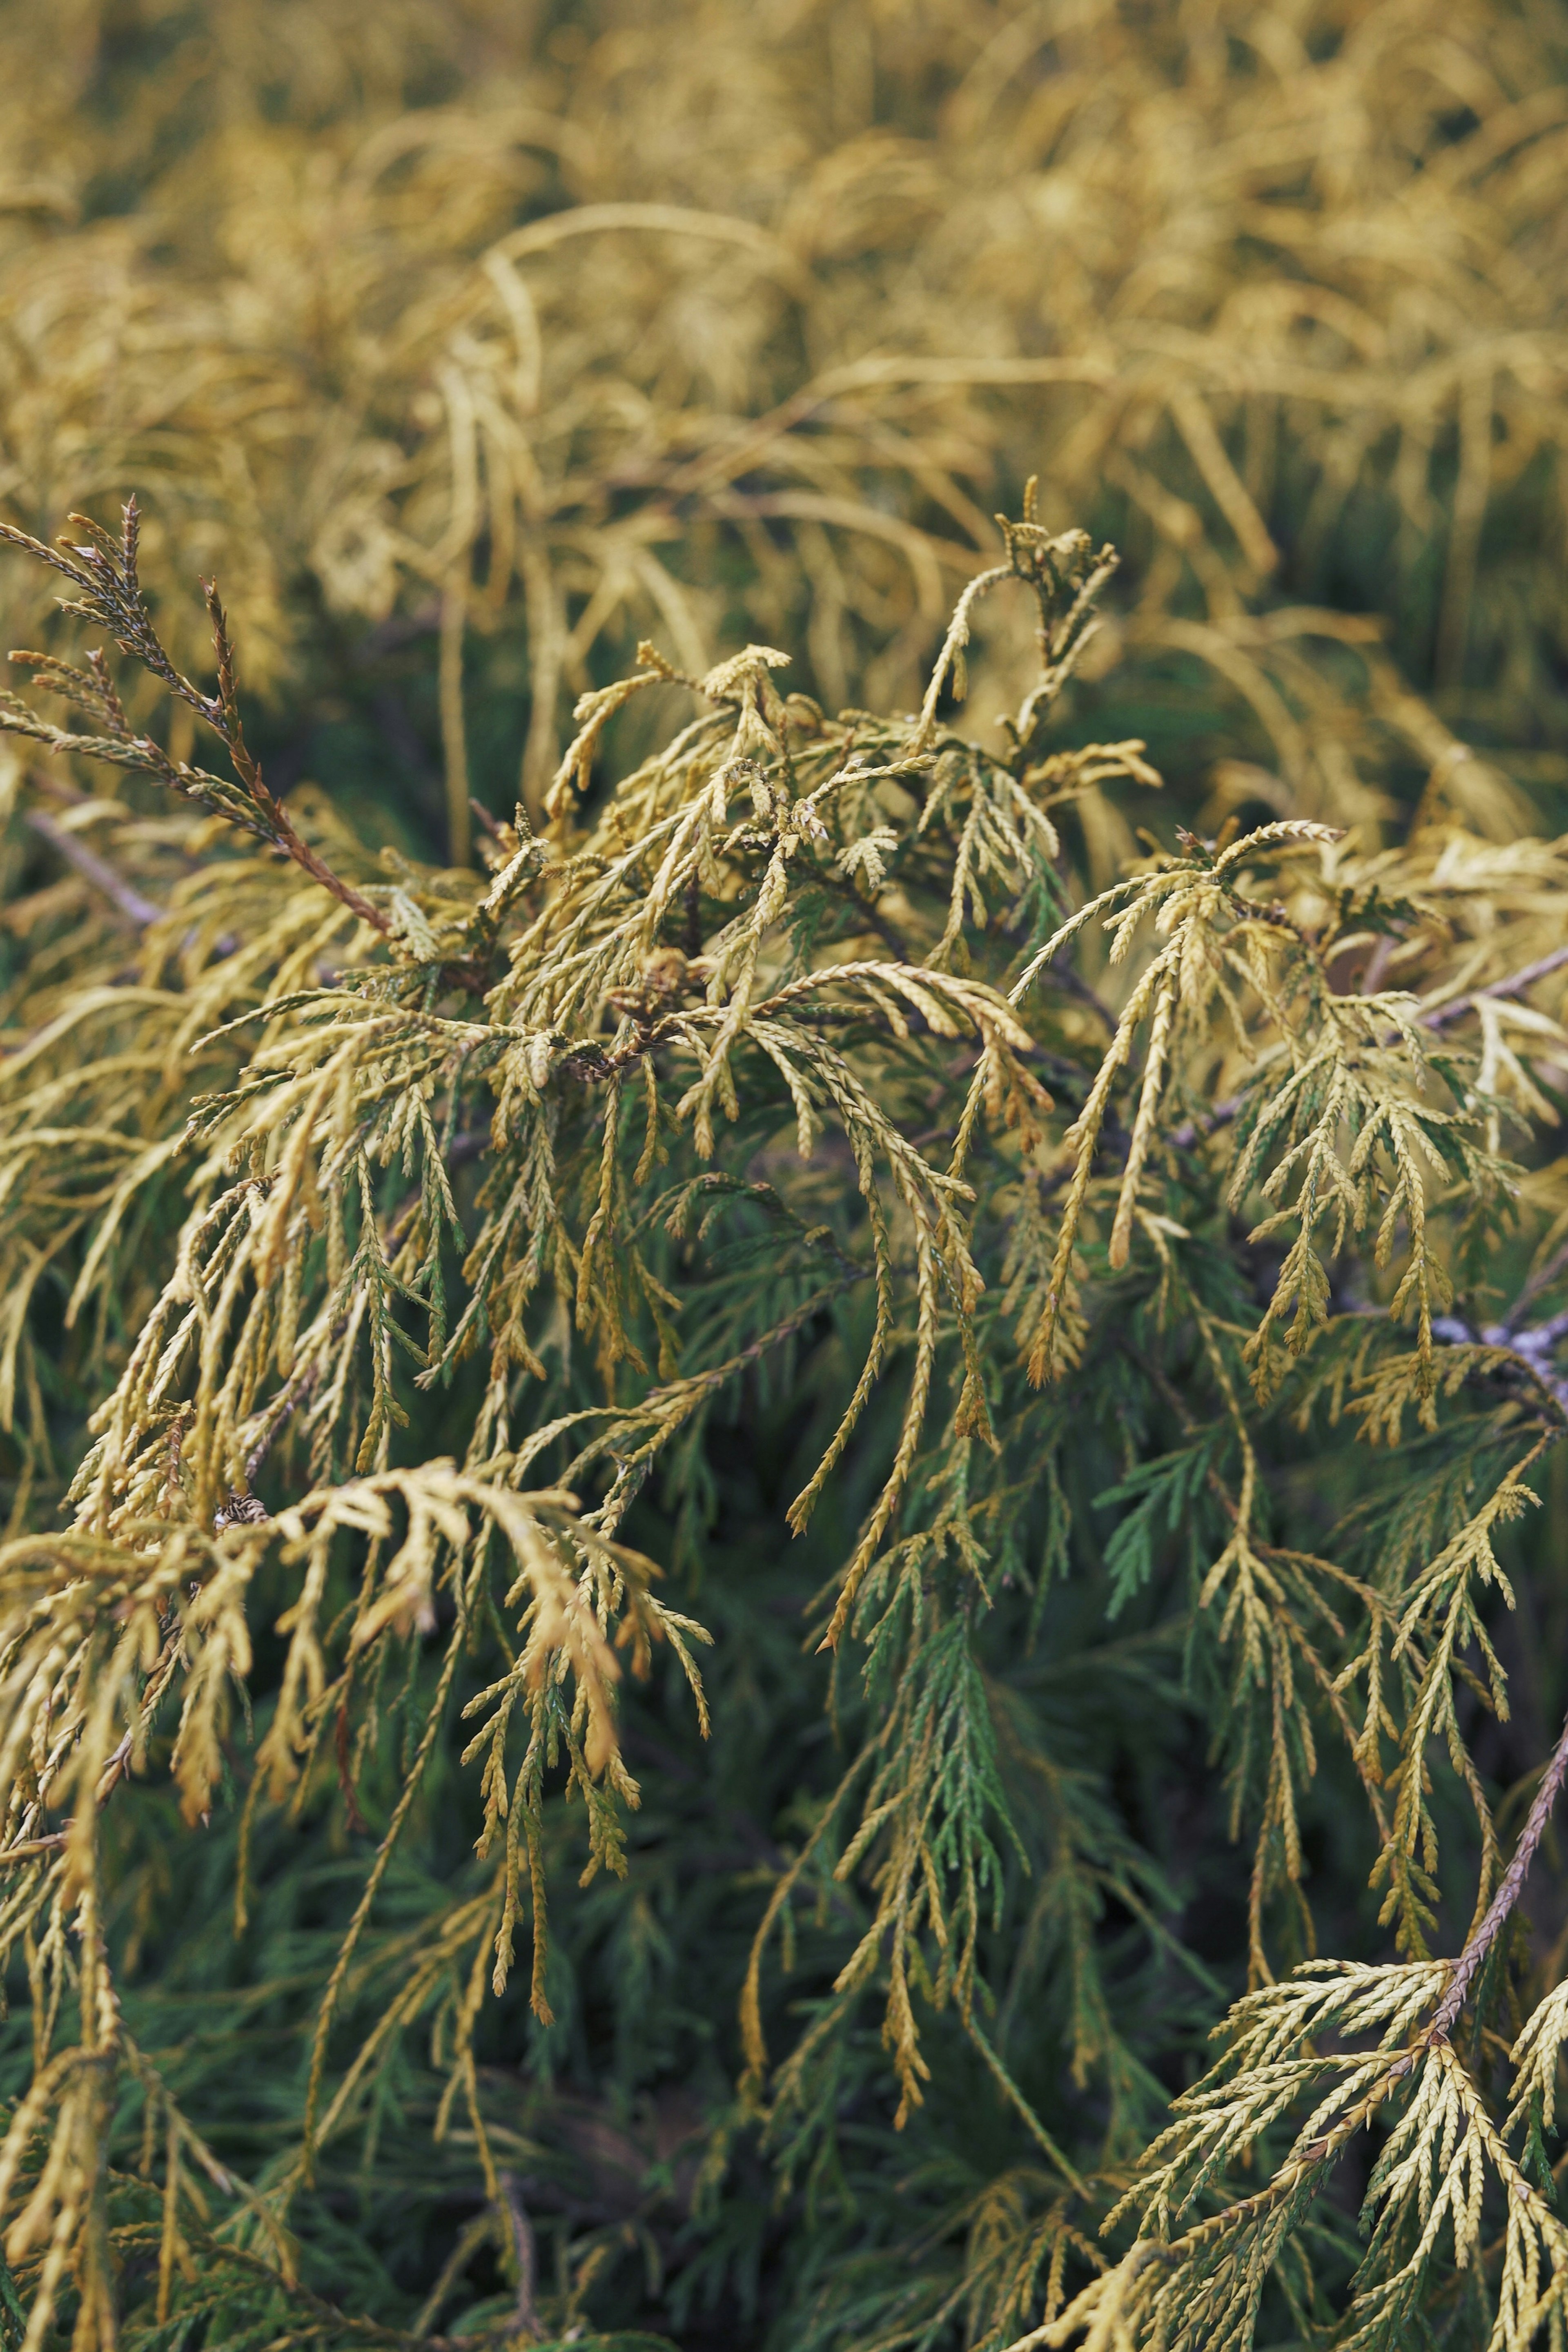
[
  {"left": 499, "top": 2174, "right": 541, "bottom": 2339},
  {"left": 1421, "top": 941, "right": 1568, "bottom": 1032},
  {"left": 1167, "top": 1093, "right": 1241, "bottom": 1154},
  {"left": 24, "top": 807, "right": 167, "bottom": 927},
  {"left": 1429, "top": 1703, "right": 1568, "bottom": 2045},
  {"left": 1501, "top": 1238, "right": 1568, "bottom": 1336},
  {"left": 0, "top": 1833, "right": 67, "bottom": 1866},
  {"left": 1430, "top": 1306, "right": 1568, "bottom": 1414},
  {"left": 96, "top": 1728, "right": 137, "bottom": 1806},
  {"left": 0, "top": 1599, "right": 245, "bottom": 1868},
  {"left": 809, "top": 858, "right": 916, "bottom": 961},
  {"left": 241, "top": 1358, "right": 324, "bottom": 1485},
  {"left": 1045, "top": 953, "right": 1116, "bottom": 1030},
  {"left": 25, "top": 770, "right": 247, "bottom": 960},
  {"left": 1166, "top": 941, "right": 1568, "bottom": 1154}
]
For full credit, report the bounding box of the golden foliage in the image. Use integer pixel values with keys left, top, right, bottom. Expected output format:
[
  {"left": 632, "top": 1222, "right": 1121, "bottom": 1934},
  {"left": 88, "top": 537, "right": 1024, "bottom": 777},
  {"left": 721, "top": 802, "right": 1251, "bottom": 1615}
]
[
  {"left": 2, "top": 5, "right": 1568, "bottom": 2350},
  {"left": 3, "top": 0, "right": 1566, "bottom": 868},
  {"left": 0, "top": 482, "right": 1564, "bottom": 2343}
]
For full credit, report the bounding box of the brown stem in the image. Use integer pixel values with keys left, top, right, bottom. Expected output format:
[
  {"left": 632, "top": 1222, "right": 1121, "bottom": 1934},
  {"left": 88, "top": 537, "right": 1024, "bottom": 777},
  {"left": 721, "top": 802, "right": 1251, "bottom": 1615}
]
[
  {"left": 1503, "top": 1240, "right": 1568, "bottom": 1336},
  {"left": 0, "top": 1833, "right": 68, "bottom": 1865},
  {"left": 1167, "top": 945, "right": 1568, "bottom": 1155},
  {"left": 96, "top": 1728, "right": 137, "bottom": 1806},
  {"left": 334, "top": 1696, "right": 369, "bottom": 1837},
  {"left": 1428, "top": 1704, "right": 1568, "bottom": 2044},
  {"left": 26, "top": 771, "right": 241, "bottom": 963},
  {"left": 264, "top": 807, "right": 392, "bottom": 935},
  {"left": 0, "top": 1725, "right": 141, "bottom": 1867},
  {"left": 811, "top": 860, "right": 916, "bottom": 962},
  {"left": 1167, "top": 1094, "right": 1241, "bottom": 1153},
  {"left": 242, "top": 1358, "right": 323, "bottom": 1484},
  {"left": 1422, "top": 942, "right": 1568, "bottom": 1034},
  {"left": 499, "top": 2173, "right": 541, "bottom": 2339},
  {"left": 24, "top": 807, "right": 167, "bottom": 927}
]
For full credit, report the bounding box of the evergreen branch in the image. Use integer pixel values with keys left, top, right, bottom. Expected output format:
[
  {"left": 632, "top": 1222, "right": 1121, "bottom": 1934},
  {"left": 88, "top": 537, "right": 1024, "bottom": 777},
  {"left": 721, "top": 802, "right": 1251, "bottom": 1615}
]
[
  {"left": 965, "top": 2013, "right": 1090, "bottom": 2196},
  {"left": 1, "top": 505, "right": 394, "bottom": 938},
  {"left": 1169, "top": 941, "right": 1568, "bottom": 1152},
  {"left": 1428, "top": 1701, "right": 1568, "bottom": 2045},
  {"left": 3, "top": 469, "right": 1567, "bottom": 2352}
]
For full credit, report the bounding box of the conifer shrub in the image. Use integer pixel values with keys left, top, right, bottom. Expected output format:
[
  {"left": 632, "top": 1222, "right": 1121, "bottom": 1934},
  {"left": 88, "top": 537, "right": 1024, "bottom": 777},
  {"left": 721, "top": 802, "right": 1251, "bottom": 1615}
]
[{"left": 0, "top": 480, "right": 1564, "bottom": 2352}]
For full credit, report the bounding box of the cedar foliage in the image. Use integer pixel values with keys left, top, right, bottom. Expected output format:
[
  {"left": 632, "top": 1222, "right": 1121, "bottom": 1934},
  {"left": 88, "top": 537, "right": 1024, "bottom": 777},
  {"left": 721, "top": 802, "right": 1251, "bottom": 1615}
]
[
  {"left": 4, "top": 0, "right": 1568, "bottom": 854},
  {"left": 1, "top": 8, "right": 1568, "bottom": 2352}
]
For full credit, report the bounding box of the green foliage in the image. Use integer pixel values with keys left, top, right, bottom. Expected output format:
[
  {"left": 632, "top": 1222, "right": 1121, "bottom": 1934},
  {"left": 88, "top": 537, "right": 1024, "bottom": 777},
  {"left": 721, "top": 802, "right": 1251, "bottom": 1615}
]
[
  {"left": 0, "top": 468, "right": 1564, "bottom": 2352},
  {"left": 3, "top": 6, "right": 1568, "bottom": 2351}
]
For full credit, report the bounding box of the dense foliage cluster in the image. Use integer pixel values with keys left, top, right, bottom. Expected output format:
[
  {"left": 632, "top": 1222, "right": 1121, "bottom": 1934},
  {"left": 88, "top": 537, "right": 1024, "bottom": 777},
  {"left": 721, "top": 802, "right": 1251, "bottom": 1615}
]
[
  {"left": 0, "top": 484, "right": 1565, "bottom": 2351},
  {"left": 2, "top": 7, "right": 1568, "bottom": 2352}
]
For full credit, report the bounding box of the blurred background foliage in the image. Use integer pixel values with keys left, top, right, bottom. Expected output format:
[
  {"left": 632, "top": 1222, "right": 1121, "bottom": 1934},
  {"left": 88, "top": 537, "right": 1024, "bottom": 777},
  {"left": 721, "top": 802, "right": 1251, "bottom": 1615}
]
[
  {"left": 3, "top": 4, "right": 1568, "bottom": 2349},
  {"left": 4, "top": 0, "right": 1567, "bottom": 874}
]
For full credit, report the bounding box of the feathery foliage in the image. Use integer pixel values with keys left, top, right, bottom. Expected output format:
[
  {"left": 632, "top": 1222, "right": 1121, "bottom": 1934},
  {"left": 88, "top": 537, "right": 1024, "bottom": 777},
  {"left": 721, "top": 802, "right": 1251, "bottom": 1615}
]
[
  {"left": 4, "top": 0, "right": 1568, "bottom": 862},
  {"left": 0, "top": 472, "right": 1564, "bottom": 2350},
  {"left": 4, "top": 5, "right": 1568, "bottom": 2351}
]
